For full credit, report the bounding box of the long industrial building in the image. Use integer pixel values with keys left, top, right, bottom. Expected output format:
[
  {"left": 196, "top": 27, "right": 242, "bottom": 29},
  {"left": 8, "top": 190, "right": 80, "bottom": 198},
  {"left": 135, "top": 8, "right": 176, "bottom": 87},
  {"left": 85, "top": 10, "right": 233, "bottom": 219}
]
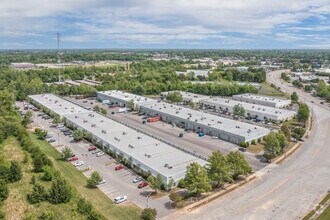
[
  {"left": 140, "top": 102, "right": 270, "bottom": 144},
  {"left": 233, "top": 93, "right": 291, "bottom": 108},
  {"left": 28, "top": 94, "right": 206, "bottom": 185},
  {"left": 97, "top": 90, "right": 157, "bottom": 109},
  {"left": 201, "top": 98, "right": 296, "bottom": 121},
  {"left": 161, "top": 91, "right": 210, "bottom": 104},
  {"left": 28, "top": 94, "right": 91, "bottom": 118}
]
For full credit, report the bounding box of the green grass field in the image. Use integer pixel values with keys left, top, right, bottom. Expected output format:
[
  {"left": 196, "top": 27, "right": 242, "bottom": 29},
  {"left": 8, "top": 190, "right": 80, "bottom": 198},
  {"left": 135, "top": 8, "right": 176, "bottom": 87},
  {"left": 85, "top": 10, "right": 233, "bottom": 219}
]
[
  {"left": 1, "top": 137, "right": 88, "bottom": 220},
  {"left": 259, "top": 82, "right": 287, "bottom": 97},
  {"left": 29, "top": 133, "right": 141, "bottom": 220},
  {"left": 318, "top": 204, "right": 330, "bottom": 220}
]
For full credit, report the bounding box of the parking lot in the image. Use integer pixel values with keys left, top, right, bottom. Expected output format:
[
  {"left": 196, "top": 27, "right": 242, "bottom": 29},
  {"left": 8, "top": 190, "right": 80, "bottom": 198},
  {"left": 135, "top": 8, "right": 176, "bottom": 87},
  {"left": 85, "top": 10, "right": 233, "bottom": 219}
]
[
  {"left": 17, "top": 102, "right": 174, "bottom": 218},
  {"left": 65, "top": 97, "right": 267, "bottom": 171}
]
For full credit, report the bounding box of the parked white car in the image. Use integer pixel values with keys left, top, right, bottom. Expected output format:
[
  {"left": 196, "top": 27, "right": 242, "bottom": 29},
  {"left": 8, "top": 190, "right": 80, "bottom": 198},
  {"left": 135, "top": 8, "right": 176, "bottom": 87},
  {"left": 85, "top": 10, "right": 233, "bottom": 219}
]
[
  {"left": 133, "top": 176, "right": 143, "bottom": 183},
  {"left": 211, "top": 136, "right": 218, "bottom": 139},
  {"left": 96, "top": 152, "right": 105, "bottom": 157},
  {"left": 74, "top": 161, "right": 85, "bottom": 167},
  {"left": 114, "top": 196, "right": 127, "bottom": 204},
  {"left": 97, "top": 179, "right": 106, "bottom": 185}
]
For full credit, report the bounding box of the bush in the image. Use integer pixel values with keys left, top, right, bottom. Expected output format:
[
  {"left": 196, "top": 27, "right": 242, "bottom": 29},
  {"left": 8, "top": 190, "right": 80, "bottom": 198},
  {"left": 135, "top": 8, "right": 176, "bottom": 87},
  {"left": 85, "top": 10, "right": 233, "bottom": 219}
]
[
  {"left": 42, "top": 166, "right": 54, "bottom": 181},
  {"left": 257, "top": 138, "right": 262, "bottom": 143},
  {"left": 77, "top": 197, "right": 92, "bottom": 215},
  {"left": 86, "top": 171, "right": 103, "bottom": 188},
  {"left": 169, "top": 192, "right": 183, "bottom": 208},
  {"left": 178, "top": 179, "right": 185, "bottom": 188},
  {"left": 251, "top": 140, "right": 256, "bottom": 145},
  {"left": 27, "top": 183, "right": 47, "bottom": 204},
  {"left": 48, "top": 177, "right": 72, "bottom": 204},
  {"left": 87, "top": 210, "right": 102, "bottom": 220},
  {"left": 39, "top": 211, "right": 55, "bottom": 220},
  {"left": 0, "top": 210, "right": 5, "bottom": 220},
  {"left": 140, "top": 208, "right": 157, "bottom": 220},
  {"left": 0, "top": 179, "right": 9, "bottom": 202},
  {"left": 8, "top": 160, "right": 22, "bottom": 183}
]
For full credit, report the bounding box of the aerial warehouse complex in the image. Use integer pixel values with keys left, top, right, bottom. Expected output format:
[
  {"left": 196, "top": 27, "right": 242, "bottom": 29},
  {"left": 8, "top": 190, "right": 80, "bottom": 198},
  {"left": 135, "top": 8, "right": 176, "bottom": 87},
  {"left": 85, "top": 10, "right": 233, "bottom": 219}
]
[
  {"left": 28, "top": 94, "right": 206, "bottom": 185},
  {"left": 96, "top": 90, "right": 270, "bottom": 144}
]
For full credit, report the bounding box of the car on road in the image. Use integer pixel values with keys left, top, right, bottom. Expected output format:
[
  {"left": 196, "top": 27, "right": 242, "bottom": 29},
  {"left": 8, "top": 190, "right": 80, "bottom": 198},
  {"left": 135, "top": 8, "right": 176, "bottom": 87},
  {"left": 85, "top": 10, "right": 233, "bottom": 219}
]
[
  {"left": 239, "top": 147, "right": 247, "bottom": 152},
  {"left": 88, "top": 146, "right": 97, "bottom": 151},
  {"left": 96, "top": 152, "right": 105, "bottom": 157},
  {"left": 67, "top": 156, "right": 79, "bottom": 162},
  {"left": 138, "top": 181, "right": 149, "bottom": 188},
  {"left": 115, "top": 165, "right": 124, "bottom": 171},
  {"left": 97, "top": 179, "right": 106, "bottom": 185},
  {"left": 74, "top": 161, "right": 85, "bottom": 167},
  {"left": 133, "top": 176, "right": 143, "bottom": 183},
  {"left": 114, "top": 196, "right": 127, "bottom": 204},
  {"left": 48, "top": 139, "right": 56, "bottom": 143}
]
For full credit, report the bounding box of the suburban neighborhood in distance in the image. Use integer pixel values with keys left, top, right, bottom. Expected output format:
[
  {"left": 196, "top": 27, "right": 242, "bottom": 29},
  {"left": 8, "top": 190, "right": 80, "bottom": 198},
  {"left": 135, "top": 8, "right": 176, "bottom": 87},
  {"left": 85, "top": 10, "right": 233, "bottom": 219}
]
[{"left": 0, "top": 1, "right": 330, "bottom": 220}]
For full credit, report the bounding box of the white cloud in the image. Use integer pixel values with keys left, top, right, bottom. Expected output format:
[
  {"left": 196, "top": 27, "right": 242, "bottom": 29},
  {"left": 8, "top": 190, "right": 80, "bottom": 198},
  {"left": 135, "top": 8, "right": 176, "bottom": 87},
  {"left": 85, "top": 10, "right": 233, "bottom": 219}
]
[{"left": 0, "top": 0, "right": 329, "bottom": 47}]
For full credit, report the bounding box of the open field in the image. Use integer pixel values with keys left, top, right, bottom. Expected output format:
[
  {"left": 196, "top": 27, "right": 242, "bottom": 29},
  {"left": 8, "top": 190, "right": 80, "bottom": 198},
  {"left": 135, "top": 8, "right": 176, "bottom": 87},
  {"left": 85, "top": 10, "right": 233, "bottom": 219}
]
[
  {"left": 259, "top": 82, "right": 287, "bottom": 97},
  {"left": 29, "top": 133, "right": 142, "bottom": 220}
]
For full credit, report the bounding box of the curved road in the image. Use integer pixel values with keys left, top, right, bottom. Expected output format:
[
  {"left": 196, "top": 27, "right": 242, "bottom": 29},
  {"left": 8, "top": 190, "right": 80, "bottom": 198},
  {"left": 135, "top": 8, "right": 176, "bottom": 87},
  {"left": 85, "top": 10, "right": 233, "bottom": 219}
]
[{"left": 174, "top": 70, "right": 330, "bottom": 220}]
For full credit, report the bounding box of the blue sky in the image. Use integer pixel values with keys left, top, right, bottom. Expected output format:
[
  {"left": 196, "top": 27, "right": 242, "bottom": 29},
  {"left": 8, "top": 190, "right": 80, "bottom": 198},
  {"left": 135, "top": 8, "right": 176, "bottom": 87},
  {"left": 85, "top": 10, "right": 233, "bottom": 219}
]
[{"left": 1, "top": 0, "right": 330, "bottom": 49}]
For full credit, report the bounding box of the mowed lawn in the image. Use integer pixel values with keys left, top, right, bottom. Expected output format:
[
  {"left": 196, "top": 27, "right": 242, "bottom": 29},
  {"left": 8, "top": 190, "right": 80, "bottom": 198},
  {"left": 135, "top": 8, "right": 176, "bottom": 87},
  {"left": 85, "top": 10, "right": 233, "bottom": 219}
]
[
  {"left": 259, "top": 82, "right": 287, "bottom": 97},
  {"left": 29, "top": 133, "right": 142, "bottom": 220}
]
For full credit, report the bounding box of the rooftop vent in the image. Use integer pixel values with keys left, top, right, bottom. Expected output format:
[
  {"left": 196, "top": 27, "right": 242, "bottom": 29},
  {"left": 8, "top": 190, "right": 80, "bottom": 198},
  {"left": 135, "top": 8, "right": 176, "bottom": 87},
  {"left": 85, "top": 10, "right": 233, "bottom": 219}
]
[
  {"left": 102, "top": 130, "right": 107, "bottom": 134},
  {"left": 83, "top": 120, "right": 87, "bottom": 123},
  {"left": 138, "top": 136, "right": 143, "bottom": 139},
  {"left": 123, "top": 131, "right": 127, "bottom": 135}
]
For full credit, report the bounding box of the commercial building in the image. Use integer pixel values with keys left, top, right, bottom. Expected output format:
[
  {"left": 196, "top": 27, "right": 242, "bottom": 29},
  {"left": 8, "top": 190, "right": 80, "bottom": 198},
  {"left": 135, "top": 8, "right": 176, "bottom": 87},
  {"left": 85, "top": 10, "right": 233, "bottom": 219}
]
[
  {"left": 29, "top": 94, "right": 206, "bottom": 184},
  {"left": 185, "top": 81, "right": 262, "bottom": 90},
  {"left": 96, "top": 90, "right": 157, "bottom": 109},
  {"left": 140, "top": 102, "right": 270, "bottom": 144},
  {"left": 175, "top": 69, "right": 209, "bottom": 77},
  {"left": 201, "top": 98, "right": 295, "bottom": 121},
  {"left": 161, "top": 91, "right": 210, "bottom": 104},
  {"left": 28, "top": 94, "right": 91, "bottom": 118},
  {"left": 233, "top": 93, "right": 291, "bottom": 108}
]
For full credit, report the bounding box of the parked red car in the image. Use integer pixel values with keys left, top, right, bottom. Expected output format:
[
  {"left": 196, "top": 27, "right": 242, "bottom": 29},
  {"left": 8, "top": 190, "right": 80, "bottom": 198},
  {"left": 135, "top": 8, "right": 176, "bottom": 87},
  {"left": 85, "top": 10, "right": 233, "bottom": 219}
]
[
  {"left": 67, "top": 156, "right": 78, "bottom": 162},
  {"left": 115, "top": 165, "right": 124, "bottom": 171},
  {"left": 88, "top": 146, "right": 97, "bottom": 151},
  {"left": 138, "top": 181, "right": 149, "bottom": 188}
]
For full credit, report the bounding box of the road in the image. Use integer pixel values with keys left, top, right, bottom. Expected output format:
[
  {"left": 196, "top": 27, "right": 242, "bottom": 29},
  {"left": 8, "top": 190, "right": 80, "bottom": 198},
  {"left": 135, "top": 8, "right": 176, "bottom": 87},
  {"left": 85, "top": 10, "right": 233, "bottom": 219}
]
[{"left": 171, "top": 70, "right": 330, "bottom": 220}]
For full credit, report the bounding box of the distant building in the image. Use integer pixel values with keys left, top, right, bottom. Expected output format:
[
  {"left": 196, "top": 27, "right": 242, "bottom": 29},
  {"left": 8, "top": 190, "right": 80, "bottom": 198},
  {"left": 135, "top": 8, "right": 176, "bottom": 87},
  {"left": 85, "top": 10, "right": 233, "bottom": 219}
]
[
  {"left": 175, "top": 69, "right": 210, "bottom": 77},
  {"left": 233, "top": 93, "right": 291, "bottom": 108},
  {"left": 236, "top": 66, "right": 249, "bottom": 72},
  {"left": 161, "top": 91, "right": 210, "bottom": 104},
  {"left": 11, "top": 63, "right": 35, "bottom": 69}
]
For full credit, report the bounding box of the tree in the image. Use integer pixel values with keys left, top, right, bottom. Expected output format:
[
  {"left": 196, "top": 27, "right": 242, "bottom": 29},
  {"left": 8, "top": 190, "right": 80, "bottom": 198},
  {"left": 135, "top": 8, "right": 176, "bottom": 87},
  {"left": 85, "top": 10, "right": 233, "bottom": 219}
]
[
  {"left": 93, "top": 105, "right": 100, "bottom": 112},
  {"left": 0, "top": 179, "right": 9, "bottom": 202},
  {"left": 263, "top": 132, "right": 281, "bottom": 159},
  {"left": 35, "top": 128, "right": 48, "bottom": 140},
  {"left": 226, "top": 151, "right": 252, "bottom": 179},
  {"left": 27, "top": 182, "right": 47, "bottom": 204},
  {"left": 8, "top": 160, "right": 22, "bottom": 183},
  {"left": 147, "top": 173, "right": 163, "bottom": 194},
  {"left": 22, "top": 110, "right": 33, "bottom": 127},
  {"left": 293, "top": 127, "right": 305, "bottom": 140},
  {"left": 48, "top": 177, "right": 72, "bottom": 204},
  {"left": 183, "top": 162, "right": 211, "bottom": 196},
  {"left": 33, "top": 153, "right": 53, "bottom": 172},
  {"left": 167, "top": 178, "right": 175, "bottom": 190},
  {"left": 127, "top": 99, "right": 136, "bottom": 111},
  {"left": 61, "top": 146, "right": 73, "bottom": 160},
  {"left": 277, "top": 131, "right": 288, "bottom": 149},
  {"left": 140, "top": 208, "right": 157, "bottom": 220},
  {"left": 291, "top": 92, "right": 299, "bottom": 102},
  {"left": 52, "top": 116, "right": 61, "bottom": 124},
  {"left": 188, "top": 101, "right": 197, "bottom": 110},
  {"left": 169, "top": 192, "right": 183, "bottom": 208},
  {"left": 100, "top": 108, "right": 107, "bottom": 115},
  {"left": 77, "top": 196, "right": 92, "bottom": 215},
  {"left": 297, "top": 103, "right": 309, "bottom": 122},
  {"left": 166, "top": 91, "right": 183, "bottom": 104},
  {"left": 281, "top": 124, "right": 291, "bottom": 141},
  {"left": 233, "top": 104, "right": 245, "bottom": 117},
  {"left": 206, "top": 151, "right": 232, "bottom": 187},
  {"left": 73, "top": 129, "right": 84, "bottom": 141},
  {"left": 87, "top": 171, "right": 103, "bottom": 188}
]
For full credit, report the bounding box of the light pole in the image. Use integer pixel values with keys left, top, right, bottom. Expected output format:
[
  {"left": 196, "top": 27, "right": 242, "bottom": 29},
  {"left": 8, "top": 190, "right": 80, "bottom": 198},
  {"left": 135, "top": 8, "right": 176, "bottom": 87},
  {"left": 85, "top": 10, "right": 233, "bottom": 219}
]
[
  {"left": 57, "top": 132, "right": 60, "bottom": 146},
  {"left": 146, "top": 195, "right": 150, "bottom": 208}
]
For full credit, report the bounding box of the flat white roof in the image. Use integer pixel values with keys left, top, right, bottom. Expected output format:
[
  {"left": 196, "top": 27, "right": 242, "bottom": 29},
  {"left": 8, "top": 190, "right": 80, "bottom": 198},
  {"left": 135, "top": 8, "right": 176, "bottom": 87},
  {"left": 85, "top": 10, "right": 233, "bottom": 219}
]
[
  {"left": 65, "top": 112, "right": 206, "bottom": 178},
  {"left": 28, "top": 94, "right": 91, "bottom": 116},
  {"left": 142, "top": 102, "right": 270, "bottom": 141},
  {"left": 161, "top": 91, "right": 210, "bottom": 102},
  {"left": 233, "top": 93, "right": 290, "bottom": 105},
  {"left": 97, "top": 90, "right": 157, "bottom": 105},
  {"left": 202, "top": 98, "right": 295, "bottom": 118}
]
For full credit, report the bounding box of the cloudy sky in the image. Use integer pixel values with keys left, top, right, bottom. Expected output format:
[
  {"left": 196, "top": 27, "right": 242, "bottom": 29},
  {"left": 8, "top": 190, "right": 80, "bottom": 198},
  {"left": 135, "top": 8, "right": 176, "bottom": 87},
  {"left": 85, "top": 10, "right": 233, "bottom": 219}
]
[{"left": 1, "top": 0, "right": 330, "bottom": 49}]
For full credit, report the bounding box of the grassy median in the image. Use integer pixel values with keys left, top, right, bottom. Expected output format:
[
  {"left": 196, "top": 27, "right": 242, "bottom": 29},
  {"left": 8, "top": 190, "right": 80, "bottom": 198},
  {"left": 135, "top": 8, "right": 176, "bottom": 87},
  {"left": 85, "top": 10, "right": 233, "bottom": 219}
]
[{"left": 29, "top": 133, "right": 142, "bottom": 220}]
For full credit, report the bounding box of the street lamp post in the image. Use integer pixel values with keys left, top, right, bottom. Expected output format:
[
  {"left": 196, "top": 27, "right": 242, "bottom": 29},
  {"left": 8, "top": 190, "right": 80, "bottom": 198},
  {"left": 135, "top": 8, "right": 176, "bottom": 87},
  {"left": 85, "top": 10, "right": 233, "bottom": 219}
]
[{"left": 58, "top": 132, "right": 60, "bottom": 146}]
